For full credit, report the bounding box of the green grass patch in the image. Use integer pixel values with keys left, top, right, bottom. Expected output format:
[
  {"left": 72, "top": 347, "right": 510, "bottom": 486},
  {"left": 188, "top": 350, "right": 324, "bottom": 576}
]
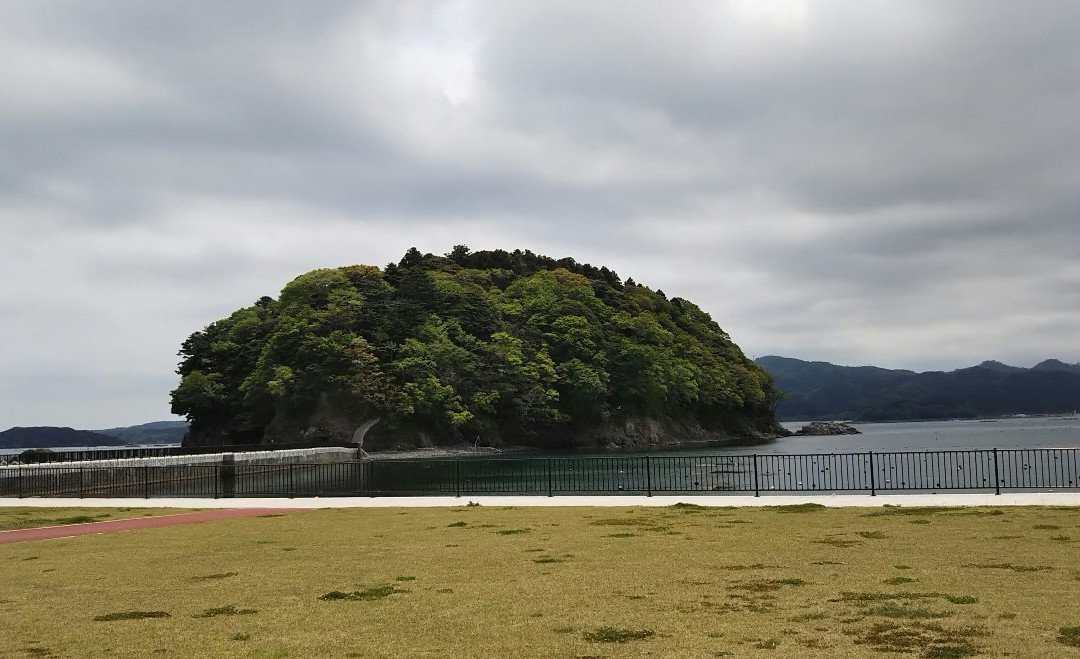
[
  {"left": 495, "top": 528, "right": 530, "bottom": 535},
  {"left": 963, "top": 563, "right": 1052, "bottom": 572},
  {"left": 192, "top": 605, "right": 258, "bottom": 618},
  {"left": 582, "top": 626, "right": 654, "bottom": 643},
  {"left": 191, "top": 572, "right": 238, "bottom": 581},
  {"left": 884, "top": 576, "right": 918, "bottom": 585},
  {"left": 1058, "top": 626, "right": 1080, "bottom": 648},
  {"left": 319, "top": 585, "right": 402, "bottom": 602},
  {"left": 864, "top": 506, "right": 954, "bottom": 517},
  {"left": 772, "top": 503, "right": 826, "bottom": 513},
  {"left": 852, "top": 621, "right": 986, "bottom": 655},
  {"left": 93, "top": 611, "right": 171, "bottom": 622},
  {"left": 944, "top": 595, "right": 977, "bottom": 605},
  {"left": 866, "top": 604, "right": 951, "bottom": 619}
]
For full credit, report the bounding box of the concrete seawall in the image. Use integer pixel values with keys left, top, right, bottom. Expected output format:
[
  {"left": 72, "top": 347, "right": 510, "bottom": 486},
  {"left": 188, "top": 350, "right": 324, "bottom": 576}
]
[
  {"left": 0, "top": 448, "right": 361, "bottom": 498},
  {"left": 0, "top": 447, "right": 357, "bottom": 470}
]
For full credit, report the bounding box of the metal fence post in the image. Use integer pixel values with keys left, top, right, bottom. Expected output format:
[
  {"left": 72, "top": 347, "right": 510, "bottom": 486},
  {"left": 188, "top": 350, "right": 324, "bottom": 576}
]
[
  {"left": 214, "top": 464, "right": 220, "bottom": 499},
  {"left": 221, "top": 454, "right": 236, "bottom": 498},
  {"left": 455, "top": 459, "right": 461, "bottom": 498},
  {"left": 79, "top": 466, "right": 85, "bottom": 499},
  {"left": 646, "top": 456, "right": 652, "bottom": 497},
  {"left": 752, "top": 454, "right": 760, "bottom": 497},
  {"left": 18, "top": 466, "right": 24, "bottom": 498},
  {"left": 289, "top": 464, "right": 295, "bottom": 499},
  {"left": 547, "top": 457, "right": 553, "bottom": 497},
  {"left": 868, "top": 451, "right": 875, "bottom": 496},
  {"left": 993, "top": 448, "right": 1001, "bottom": 495},
  {"left": 143, "top": 464, "right": 150, "bottom": 499}
]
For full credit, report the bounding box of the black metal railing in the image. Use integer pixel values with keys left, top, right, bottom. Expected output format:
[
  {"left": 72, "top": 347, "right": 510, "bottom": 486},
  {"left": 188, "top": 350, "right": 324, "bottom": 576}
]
[{"left": 2, "top": 448, "right": 1078, "bottom": 499}]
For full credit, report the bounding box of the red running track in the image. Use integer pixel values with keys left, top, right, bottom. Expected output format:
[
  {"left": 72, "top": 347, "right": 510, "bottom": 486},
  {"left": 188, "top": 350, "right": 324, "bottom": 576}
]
[{"left": 0, "top": 508, "right": 294, "bottom": 545}]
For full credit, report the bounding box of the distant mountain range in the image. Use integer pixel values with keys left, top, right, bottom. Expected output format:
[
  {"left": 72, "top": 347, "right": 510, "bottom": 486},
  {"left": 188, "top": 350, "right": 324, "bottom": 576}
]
[
  {"left": 756, "top": 356, "right": 1080, "bottom": 421},
  {"left": 0, "top": 421, "right": 188, "bottom": 450}
]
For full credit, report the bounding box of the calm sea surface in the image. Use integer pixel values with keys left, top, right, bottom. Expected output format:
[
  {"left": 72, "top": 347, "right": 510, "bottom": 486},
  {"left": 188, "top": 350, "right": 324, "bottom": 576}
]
[
  {"left": 560, "top": 415, "right": 1080, "bottom": 458},
  {"left": 4, "top": 416, "right": 1079, "bottom": 457},
  {"left": 768, "top": 416, "right": 1080, "bottom": 454}
]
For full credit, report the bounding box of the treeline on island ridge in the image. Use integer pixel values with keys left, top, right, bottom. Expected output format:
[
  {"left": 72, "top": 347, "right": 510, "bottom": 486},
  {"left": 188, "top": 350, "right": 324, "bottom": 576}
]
[{"left": 171, "top": 247, "right": 785, "bottom": 450}]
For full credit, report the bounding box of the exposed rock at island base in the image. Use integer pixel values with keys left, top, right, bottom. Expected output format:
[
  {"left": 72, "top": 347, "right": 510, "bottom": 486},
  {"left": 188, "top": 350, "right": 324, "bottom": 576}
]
[
  {"left": 793, "top": 421, "right": 861, "bottom": 436},
  {"left": 357, "top": 414, "right": 789, "bottom": 452}
]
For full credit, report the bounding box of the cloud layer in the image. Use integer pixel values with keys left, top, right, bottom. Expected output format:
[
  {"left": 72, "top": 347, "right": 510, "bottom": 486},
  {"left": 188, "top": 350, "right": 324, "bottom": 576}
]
[{"left": 2, "top": 1, "right": 1079, "bottom": 427}]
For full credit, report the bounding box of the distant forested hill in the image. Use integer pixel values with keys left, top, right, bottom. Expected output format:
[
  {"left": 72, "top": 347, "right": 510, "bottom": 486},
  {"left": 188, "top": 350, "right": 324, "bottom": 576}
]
[
  {"left": 94, "top": 421, "right": 188, "bottom": 445},
  {"left": 172, "top": 246, "right": 785, "bottom": 450},
  {"left": 0, "top": 427, "right": 118, "bottom": 449},
  {"left": 0, "top": 421, "right": 188, "bottom": 450},
  {"left": 756, "top": 356, "right": 1080, "bottom": 421}
]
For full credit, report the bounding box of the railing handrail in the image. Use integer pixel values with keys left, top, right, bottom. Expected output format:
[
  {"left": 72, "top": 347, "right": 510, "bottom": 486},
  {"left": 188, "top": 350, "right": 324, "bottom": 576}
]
[{"left": 3, "top": 447, "right": 1078, "bottom": 499}]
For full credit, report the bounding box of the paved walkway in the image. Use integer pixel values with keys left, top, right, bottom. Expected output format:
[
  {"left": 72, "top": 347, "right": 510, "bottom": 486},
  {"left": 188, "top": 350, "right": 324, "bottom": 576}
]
[
  {"left": 0, "top": 508, "right": 293, "bottom": 545},
  {"left": 3, "top": 492, "right": 1079, "bottom": 509}
]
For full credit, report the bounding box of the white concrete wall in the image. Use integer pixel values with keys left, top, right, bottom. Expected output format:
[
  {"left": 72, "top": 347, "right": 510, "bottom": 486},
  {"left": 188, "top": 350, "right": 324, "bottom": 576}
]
[{"left": 0, "top": 447, "right": 357, "bottom": 470}]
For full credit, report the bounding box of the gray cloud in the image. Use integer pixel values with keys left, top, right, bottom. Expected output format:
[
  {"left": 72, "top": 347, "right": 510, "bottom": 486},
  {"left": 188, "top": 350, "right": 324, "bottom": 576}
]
[{"left": 1, "top": 0, "right": 1079, "bottom": 427}]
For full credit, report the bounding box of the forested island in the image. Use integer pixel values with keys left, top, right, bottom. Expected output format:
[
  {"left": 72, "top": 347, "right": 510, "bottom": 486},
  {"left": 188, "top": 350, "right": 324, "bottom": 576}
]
[{"left": 172, "top": 247, "right": 786, "bottom": 451}]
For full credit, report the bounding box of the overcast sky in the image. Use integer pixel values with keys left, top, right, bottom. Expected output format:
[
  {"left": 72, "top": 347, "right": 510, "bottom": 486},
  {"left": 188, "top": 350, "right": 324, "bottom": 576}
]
[{"left": 2, "top": 1, "right": 1079, "bottom": 429}]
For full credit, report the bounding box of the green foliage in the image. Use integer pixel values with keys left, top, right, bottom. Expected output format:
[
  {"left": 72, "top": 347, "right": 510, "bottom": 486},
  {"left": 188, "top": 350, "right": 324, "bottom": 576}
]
[{"left": 172, "top": 247, "right": 781, "bottom": 447}]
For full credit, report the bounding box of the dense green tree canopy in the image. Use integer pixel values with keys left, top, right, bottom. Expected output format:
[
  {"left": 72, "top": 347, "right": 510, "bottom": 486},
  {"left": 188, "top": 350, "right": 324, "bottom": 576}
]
[{"left": 172, "top": 247, "right": 782, "bottom": 448}]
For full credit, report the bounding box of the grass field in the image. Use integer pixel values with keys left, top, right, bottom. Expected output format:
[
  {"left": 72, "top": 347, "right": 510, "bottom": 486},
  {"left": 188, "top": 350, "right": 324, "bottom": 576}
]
[{"left": 2, "top": 503, "right": 1080, "bottom": 657}]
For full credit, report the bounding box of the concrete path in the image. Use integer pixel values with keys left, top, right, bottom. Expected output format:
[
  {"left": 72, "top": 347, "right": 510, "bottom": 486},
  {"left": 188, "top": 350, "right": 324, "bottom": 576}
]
[
  {"left": 3, "top": 492, "right": 1079, "bottom": 509},
  {"left": 0, "top": 508, "right": 293, "bottom": 545}
]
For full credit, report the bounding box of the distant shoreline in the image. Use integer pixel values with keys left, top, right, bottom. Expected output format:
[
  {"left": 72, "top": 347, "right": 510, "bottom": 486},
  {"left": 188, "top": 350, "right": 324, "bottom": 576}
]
[{"left": 778, "top": 412, "right": 1080, "bottom": 425}]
